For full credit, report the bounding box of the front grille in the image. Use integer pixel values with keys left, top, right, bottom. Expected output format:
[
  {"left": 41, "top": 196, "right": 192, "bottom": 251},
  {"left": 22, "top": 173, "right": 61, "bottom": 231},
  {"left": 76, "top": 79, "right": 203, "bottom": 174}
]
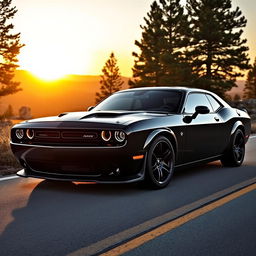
[
  {"left": 33, "top": 129, "right": 101, "bottom": 146},
  {"left": 35, "top": 130, "right": 60, "bottom": 138},
  {"left": 12, "top": 128, "right": 125, "bottom": 147}
]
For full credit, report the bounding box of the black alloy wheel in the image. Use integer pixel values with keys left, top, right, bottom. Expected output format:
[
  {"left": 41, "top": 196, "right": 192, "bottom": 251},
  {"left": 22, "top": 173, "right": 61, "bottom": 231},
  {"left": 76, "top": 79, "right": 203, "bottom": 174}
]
[
  {"left": 221, "top": 129, "right": 245, "bottom": 167},
  {"left": 145, "top": 136, "right": 175, "bottom": 188}
]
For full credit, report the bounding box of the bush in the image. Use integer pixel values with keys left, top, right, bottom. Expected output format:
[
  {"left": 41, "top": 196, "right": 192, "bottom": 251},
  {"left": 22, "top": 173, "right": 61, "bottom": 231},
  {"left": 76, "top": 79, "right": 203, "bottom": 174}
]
[{"left": 0, "top": 122, "right": 21, "bottom": 175}]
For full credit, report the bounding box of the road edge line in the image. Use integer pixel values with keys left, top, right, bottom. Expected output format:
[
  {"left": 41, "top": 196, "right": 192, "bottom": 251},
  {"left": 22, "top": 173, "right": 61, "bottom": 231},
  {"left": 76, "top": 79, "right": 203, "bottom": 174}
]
[{"left": 0, "top": 175, "right": 19, "bottom": 182}]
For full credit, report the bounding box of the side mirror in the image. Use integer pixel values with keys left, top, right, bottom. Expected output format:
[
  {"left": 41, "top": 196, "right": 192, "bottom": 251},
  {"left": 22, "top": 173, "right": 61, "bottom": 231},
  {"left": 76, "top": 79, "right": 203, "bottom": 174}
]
[
  {"left": 183, "top": 105, "right": 210, "bottom": 123},
  {"left": 195, "top": 105, "right": 210, "bottom": 115},
  {"left": 87, "top": 106, "right": 94, "bottom": 111}
]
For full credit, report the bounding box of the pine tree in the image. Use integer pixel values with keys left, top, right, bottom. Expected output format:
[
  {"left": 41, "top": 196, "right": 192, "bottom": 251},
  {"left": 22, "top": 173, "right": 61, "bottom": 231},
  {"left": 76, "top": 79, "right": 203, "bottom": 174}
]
[
  {"left": 129, "top": 1, "right": 166, "bottom": 87},
  {"left": 95, "top": 52, "right": 124, "bottom": 104},
  {"left": 0, "top": 0, "right": 24, "bottom": 98},
  {"left": 244, "top": 58, "right": 256, "bottom": 99},
  {"left": 159, "top": 0, "right": 193, "bottom": 86},
  {"left": 186, "top": 0, "right": 250, "bottom": 97},
  {"left": 130, "top": 0, "right": 193, "bottom": 88}
]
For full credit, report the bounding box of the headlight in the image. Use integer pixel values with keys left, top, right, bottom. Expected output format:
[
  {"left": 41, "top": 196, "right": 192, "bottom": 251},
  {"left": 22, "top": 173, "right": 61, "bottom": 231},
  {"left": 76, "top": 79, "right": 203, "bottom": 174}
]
[
  {"left": 26, "top": 129, "right": 34, "bottom": 139},
  {"left": 101, "top": 130, "right": 112, "bottom": 141},
  {"left": 114, "top": 131, "right": 126, "bottom": 142},
  {"left": 16, "top": 129, "right": 24, "bottom": 139}
]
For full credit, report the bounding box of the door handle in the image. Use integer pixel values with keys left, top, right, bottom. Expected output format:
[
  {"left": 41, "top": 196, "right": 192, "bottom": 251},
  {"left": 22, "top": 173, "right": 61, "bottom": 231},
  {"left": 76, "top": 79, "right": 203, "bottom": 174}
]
[{"left": 214, "top": 117, "right": 219, "bottom": 121}]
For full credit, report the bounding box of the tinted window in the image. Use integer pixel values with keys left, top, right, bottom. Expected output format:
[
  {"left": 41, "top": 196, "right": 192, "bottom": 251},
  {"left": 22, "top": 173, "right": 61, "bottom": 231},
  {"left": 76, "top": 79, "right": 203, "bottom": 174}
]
[
  {"left": 206, "top": 94, "right": 222, "bottom": 112},
  {"left": 184, "top": 93, "right": 213, "bottom": 113},
  {"left": 93, "top": 90, "right": 182, "bottom": 113}
]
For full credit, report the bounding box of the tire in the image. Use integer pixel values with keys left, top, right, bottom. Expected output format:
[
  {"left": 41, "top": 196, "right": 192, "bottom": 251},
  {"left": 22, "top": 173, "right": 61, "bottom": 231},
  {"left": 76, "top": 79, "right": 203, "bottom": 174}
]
[
  {"left": 221, "top": 129, "right": 245, "bottom": 167},
  {"left": 145, "top": 136, "right": 175, "bottom": 189}
]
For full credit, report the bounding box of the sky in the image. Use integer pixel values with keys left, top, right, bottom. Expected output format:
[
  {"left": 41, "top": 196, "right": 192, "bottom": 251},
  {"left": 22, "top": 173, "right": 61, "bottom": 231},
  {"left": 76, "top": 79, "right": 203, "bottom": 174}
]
[{"left": 12, "top": 0, "right": 256, "bottom": 79}]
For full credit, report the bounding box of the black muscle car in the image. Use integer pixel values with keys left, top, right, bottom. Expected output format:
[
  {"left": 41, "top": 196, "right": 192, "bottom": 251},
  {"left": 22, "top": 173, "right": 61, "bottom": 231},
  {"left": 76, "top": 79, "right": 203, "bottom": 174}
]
[{"left": 10, "top": 87, "right": 251, "bottom": 188}]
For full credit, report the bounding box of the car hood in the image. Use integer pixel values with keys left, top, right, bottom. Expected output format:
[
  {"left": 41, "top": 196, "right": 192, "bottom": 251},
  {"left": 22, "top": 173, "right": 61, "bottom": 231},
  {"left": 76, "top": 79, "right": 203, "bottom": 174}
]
[{"left": 26, "top": 111, "right": 170, "bottom": 126}]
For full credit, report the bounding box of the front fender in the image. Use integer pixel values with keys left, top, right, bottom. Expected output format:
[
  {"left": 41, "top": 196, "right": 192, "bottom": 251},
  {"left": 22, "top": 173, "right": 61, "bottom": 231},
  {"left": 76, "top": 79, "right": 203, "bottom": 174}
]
[{"left": 143, "top": 128, "right": 177, "bottom": 153}]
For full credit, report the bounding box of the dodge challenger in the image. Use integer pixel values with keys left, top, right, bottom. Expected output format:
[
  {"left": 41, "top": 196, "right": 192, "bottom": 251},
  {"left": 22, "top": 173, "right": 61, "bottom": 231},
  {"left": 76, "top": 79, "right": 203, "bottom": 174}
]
[{"left": 10, "top": 87, "right": 251, "bottom": 188}]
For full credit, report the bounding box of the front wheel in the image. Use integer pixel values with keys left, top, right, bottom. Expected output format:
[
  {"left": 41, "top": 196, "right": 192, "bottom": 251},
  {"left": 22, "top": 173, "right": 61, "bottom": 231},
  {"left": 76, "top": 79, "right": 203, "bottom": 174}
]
[
  {"left": 145, "top": 136, "right": 175, "bottom": 189},
  {"left": 221, "top": 129, "right": 245, "bottom": 167}
]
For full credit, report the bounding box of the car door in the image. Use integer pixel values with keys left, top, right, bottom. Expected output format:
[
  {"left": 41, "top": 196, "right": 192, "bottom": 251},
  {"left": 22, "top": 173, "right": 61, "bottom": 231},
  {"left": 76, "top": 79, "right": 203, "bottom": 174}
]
[{"left": 182, "top": 92, "right": 223, "bottom": 164}]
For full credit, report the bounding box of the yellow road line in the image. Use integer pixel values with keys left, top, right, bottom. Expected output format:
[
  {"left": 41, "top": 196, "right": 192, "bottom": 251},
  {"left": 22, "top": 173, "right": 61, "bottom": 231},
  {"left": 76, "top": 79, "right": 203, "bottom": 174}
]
[{"left": 101, "top": 183, "right": 256, "bottom": 256}]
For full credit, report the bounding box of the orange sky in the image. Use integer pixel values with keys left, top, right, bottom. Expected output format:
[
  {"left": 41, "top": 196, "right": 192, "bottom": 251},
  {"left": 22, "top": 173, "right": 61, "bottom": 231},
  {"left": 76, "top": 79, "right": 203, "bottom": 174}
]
[{"left": 12, "top": 0, "right": 256, "bottom": 79}]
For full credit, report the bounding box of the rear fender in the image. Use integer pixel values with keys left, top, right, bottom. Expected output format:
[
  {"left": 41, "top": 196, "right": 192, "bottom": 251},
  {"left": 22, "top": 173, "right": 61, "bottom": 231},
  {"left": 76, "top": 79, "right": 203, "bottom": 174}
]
[
  {"left": 223, "top": 121, "right": 245, "bottom": 152},
  {"left": 231, "top": 121, "right": 244, "bottom": 136}
]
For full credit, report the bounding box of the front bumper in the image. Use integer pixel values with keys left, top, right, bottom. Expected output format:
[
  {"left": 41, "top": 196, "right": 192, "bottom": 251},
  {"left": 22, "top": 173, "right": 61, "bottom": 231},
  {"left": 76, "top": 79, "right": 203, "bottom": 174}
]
[
  {"left": 11, "top": 142, "right": 146, "bottom": 183},
  {"left": 16, "top": 168, "right": 144, "bottom": 183}
]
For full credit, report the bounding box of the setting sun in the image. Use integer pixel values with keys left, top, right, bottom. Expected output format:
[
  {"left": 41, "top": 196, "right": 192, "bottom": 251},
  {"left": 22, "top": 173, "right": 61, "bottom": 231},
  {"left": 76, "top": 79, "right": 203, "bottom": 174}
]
[
  {"left": 34, "top": 68, "right": 68, "bottom": 81},
  {"left": 19, "top": 46, "right": 73, "bottom": 81},
  {"left": 19, "top": 44, "right": 92, "bottom": 81},
  {"left": 30, "top": 66, "right": 68, "bottom": 81}
]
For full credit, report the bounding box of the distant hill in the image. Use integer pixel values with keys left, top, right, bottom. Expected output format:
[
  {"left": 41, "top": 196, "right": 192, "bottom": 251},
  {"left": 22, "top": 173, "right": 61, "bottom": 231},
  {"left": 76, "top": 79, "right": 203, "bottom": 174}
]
[
  {"left": 0, "top": 70, "right": 129, "bottom": 117},
  {"left": 0, "top": 70, "right": 245, "bottom": 118}
]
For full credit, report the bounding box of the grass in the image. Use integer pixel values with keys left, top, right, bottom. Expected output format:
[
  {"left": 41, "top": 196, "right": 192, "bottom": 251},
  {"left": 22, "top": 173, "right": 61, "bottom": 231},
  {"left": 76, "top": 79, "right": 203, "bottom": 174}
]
[
  {"left": 0, "top": 120, "right": 255, "bottom": 177},
  {"left": 0, "top": 121, "right": 21, "bottom": 176}
]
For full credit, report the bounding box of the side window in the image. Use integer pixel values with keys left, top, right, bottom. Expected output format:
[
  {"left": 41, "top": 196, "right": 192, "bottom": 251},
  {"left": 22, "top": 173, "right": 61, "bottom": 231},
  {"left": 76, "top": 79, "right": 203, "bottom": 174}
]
[
  {"left": 184, "top": 93, "right": 213, "bottom": 114},
  {"left": 206, "top": 94, "right": 222, "bottom": 112}
]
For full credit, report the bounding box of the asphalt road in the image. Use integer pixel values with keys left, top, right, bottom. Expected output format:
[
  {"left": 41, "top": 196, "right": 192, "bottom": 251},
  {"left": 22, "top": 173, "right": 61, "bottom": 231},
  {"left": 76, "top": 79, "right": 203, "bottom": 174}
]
[
  {"left": 0, "top": 136, "right": 255, "bottom": 256},
  {"left": 123, "top": 189, "right": 256, "bottom": 256}
]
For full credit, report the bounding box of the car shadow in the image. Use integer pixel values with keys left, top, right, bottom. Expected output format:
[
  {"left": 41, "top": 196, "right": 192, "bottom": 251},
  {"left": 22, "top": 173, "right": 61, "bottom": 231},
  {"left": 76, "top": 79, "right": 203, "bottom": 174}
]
[{"left": 29, "top": 160, "right": 223, "bottom": 194}]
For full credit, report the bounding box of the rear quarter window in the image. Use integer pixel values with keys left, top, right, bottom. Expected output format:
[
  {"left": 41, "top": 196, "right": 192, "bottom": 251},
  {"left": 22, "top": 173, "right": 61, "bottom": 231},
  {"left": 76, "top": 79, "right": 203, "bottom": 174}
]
[{"left": 206, "top": 94, "right": 222, "bottom": 112}]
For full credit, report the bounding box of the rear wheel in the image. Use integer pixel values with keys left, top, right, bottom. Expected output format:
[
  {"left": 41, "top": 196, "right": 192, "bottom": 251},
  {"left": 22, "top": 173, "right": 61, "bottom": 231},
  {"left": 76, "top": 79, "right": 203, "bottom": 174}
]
[
  {"left": 221, "top": 129, "right": 245, "bottom": 167},
  {"left": 145, "top": 136, "right": 175, "bottom": 189}
]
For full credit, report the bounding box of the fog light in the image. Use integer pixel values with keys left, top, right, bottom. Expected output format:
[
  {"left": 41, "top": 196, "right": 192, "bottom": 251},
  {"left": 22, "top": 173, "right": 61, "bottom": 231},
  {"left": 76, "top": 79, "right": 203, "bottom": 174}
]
[
  {"left": 101, "top": 130, "right": 112, "bottom": 141},
  {"left": 114, "top": 131, "right": 126, "bottom": 142},
  {"left": 16, "top": 129, "right": 24, "bottom": 139},
  {"left": 26, "top": 129, "right": 34, "bottom": 139}
]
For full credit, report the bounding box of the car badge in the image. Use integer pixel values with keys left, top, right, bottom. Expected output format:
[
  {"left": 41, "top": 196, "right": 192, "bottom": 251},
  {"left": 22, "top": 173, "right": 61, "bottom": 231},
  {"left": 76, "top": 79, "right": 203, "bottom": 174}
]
[{"left": 83, "top": 134, "right": 94, "bottom": 138}]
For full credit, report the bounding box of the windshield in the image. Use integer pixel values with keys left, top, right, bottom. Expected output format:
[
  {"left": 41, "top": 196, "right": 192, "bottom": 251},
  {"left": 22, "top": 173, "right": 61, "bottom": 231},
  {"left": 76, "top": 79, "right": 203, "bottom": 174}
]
[{"left": 93, "top": 90, "right": 182, "bottom": 113}]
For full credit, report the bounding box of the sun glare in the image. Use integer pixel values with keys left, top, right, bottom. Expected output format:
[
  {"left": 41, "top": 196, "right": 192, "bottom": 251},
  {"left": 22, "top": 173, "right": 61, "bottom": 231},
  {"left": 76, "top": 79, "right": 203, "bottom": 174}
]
[
  {"left": 27, "top": 52, "right": 69, "bottom": 81},
  {"left": 30, "top": 67, "right": 67, "bottom": 81},
  {"left": 18, "top": 44, "right": 92, "bottom": 81},
  {"left": 19, "top": 45, "right": 76, "bottom": 81}
]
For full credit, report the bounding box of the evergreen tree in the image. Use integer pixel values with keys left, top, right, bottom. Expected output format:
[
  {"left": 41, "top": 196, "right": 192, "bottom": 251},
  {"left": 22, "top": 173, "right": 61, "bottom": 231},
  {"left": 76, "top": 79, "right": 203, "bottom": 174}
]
[
  {"left": 0, "top": 0, "right": 23, "bottom": 98},
  {"left": 186, "top": 0, "right": 250, "bottom": 97},
  {"left": 129, "top": 1, "right": 166, "bottom": 87},
  {"left": 159, "top": 0, "right": 193, "bottom": 86},
  {"left": 95, "top": 52, "right": 124, "bottom": 104},
  {"left": 130, "top": 0, "right": 193, "bottom": 88},
  {"left": 244, "top": 58, "right": 256, "bottom": 99}
]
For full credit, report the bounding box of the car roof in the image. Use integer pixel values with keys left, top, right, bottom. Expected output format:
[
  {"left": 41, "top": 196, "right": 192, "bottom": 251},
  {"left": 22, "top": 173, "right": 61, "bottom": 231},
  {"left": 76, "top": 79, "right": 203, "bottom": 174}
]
[{"left": 118, "top": 86, "right": 210, "bottom": 94}]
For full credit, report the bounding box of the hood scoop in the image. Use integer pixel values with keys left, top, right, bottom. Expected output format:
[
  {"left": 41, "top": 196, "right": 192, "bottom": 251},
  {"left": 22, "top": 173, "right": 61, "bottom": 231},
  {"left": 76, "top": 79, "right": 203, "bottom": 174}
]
[
  {"left": 58, "top": 112, "right": 68, "bottom": 117},
  {"left": 80, "top": 111, "right": 141, "bottom": 120}
]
